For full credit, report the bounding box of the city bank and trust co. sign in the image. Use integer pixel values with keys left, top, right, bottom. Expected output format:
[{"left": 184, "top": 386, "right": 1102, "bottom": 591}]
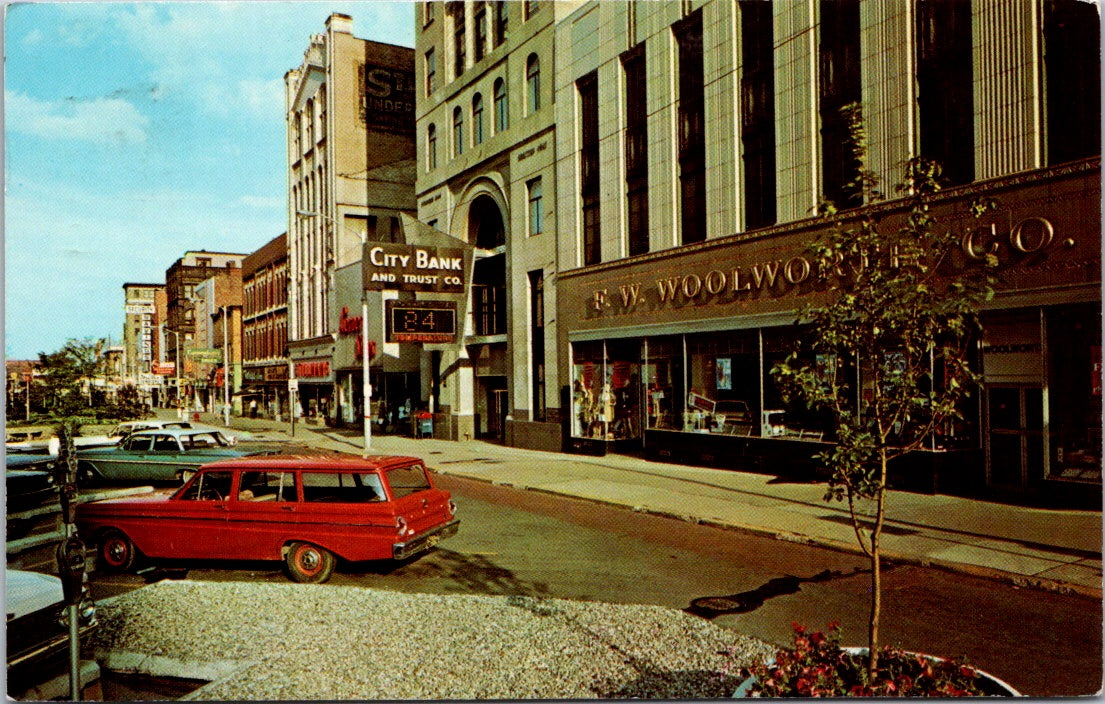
[
  {"left": 361, "top": 243, "right": 467, "bottom": 293},
  {"left": 589, "top": 216, "right": 1077, "bottom": 315}
]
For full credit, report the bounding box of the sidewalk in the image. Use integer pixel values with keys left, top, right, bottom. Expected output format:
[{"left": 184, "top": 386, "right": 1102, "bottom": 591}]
[{"left": 177, "top": 409, "right": 1103, "bottom": 599}]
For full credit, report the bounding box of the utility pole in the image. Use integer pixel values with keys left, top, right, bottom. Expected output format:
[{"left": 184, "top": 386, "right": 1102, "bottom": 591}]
[{"left": 222, "top": 306, "right": 231, "bottom": 427}]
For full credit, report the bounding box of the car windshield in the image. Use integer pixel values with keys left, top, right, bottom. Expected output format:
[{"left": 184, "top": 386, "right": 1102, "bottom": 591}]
[{"left": 385, "top": 464, "right": 431, "bottom": 498}]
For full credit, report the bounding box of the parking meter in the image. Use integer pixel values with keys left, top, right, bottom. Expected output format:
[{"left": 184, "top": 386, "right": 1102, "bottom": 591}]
[{"left": 56, "top": 536, "right": 87, "bottom": 605}]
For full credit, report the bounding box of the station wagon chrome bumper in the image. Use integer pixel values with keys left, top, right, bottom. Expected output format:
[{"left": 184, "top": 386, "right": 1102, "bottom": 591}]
[{"left": 392, "top": 519, "right": 459, "bottom": 560}]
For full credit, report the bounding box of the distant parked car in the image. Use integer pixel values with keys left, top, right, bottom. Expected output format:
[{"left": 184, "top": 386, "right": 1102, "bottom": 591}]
[
  {"left": 105, "top": 419, "right": 193, "bottom": 442},
  {"left": 6, "top": 570, "right": 97, "bottom": 691},
  {"left": 75, "top": 428, "right": 273, "bottom": 484},
  {"left": 76, "top": 454, "right": 460, "bottom": 583}
]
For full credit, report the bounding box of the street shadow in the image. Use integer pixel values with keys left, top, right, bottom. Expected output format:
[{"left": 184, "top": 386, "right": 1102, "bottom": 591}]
[
  {"left": 685, "top": 567, "right": 864, "bottom": 618},
  {"left": 344, "top": 548, "right": 553, "bottom": 598}
]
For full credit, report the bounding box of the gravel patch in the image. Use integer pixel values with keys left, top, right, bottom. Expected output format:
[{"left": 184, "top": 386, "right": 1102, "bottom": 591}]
[{"left": 89, "top": 580, "right": 774, "bottom": 700}]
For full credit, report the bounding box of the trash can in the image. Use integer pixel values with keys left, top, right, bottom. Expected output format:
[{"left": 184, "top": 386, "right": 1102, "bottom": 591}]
[{"left": 415, "top": 412, "right": 433, "bottom": 439}]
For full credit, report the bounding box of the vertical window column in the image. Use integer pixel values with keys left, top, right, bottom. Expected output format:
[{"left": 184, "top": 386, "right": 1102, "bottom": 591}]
[
  {"left": 579, "top": 71, "right": 600, "bottom": 264},
  {"left": 623, "top": 46, "right": 649, "bottom": 256},
  {"left": 739, "top": 0, "right": 776, "bottom": 230},
  {"left": 529, "top": 271, "right": 546, "bottom": 422},
  {"left": 917, "top": 0, "right": 974, "bottom": 185},
  {"left": 818, "top": 0, "right": 862, "bottom": 209},
  {"left": 676, "top": 12, "right": 706, "bottom": 244}
]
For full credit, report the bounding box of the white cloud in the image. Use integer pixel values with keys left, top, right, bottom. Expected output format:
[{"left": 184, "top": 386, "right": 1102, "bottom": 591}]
[{"left": 5, "top": 91, "right": 149, "bottom": 144}]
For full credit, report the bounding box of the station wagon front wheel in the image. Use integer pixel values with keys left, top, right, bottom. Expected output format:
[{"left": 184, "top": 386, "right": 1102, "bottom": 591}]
[
  {"left": 285, "top": 541, "right": 334, "bottom": 583},
  {"left": 99, "top": 529, "right": 138, "bottom": 573}
]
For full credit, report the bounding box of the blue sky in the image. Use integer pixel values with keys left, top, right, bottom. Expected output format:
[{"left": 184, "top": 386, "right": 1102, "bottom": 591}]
[{"left": 4, "top": 1, "right": 414, "bottom": 359}]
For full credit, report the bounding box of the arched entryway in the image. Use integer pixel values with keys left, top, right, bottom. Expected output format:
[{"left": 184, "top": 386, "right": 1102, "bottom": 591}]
[{"left": 467, "top": 194, "right": 508, "bottom": 440}]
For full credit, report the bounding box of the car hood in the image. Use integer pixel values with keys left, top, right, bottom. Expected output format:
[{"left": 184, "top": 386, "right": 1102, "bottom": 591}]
[
  {"left": 80, "top": 490, "right": 175, "bottom": 508},
  {"left": 6, "top": 570, "right": 64, "bottom": 619}
]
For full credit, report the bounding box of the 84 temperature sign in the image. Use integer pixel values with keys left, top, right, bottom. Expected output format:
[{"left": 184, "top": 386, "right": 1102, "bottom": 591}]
[{"left": 386, "top": 300, "right": 457, "bottom": 343}]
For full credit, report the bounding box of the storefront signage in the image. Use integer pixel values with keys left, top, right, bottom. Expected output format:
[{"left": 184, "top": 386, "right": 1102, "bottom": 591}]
[
  {"left": 264, "top": 365, "right": 289, "bottom": 382},
  {"left": 362, "top": 243, "right": 467, "bottom": 293},
  {"left": 125, "top": 303, "right": 155, "bottom": 315},
  {"left": 295, "top": 360, "right": 331, "bottom": 379},
  {"left": 386, "top": 300, "right": 457, "bottom": 343},
  {"left": 338, "top": 306, "right": 375, "bottom": 358},
  {"left": 186, "top": 348, "right": 223, "bottom": 363},
  {"left": 589, "top": 215, "right": 1076, "bottom": 315},
  {"left": 152, "top": 362, "right": 175, "bottom": 375}
]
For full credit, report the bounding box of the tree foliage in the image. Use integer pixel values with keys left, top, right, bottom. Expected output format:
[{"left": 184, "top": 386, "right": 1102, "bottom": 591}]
[
  {"left": 770, "top": 104, "right": 997, "bottom": 674},
  {"left": 36, "top": 337, "right": 105, "bottom": 417}
]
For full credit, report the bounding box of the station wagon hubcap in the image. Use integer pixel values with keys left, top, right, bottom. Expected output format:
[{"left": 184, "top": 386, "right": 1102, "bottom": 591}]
[
  {"left": 105, "top": 540, "right": 127, "bottom": 564},
  {"left": 298, "top": 548, "right": 320, "bottom": 572}
]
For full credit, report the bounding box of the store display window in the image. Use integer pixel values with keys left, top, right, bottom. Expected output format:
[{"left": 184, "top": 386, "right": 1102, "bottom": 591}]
[
  {"left": 683, "top": 331, "right": 759, "bottom": 435},
  {"left": 1047, "top": 304, "right": 1102, "bottom": 483},
  {"left": 570, "top": 340, "right": 642, "bottom": 441}
]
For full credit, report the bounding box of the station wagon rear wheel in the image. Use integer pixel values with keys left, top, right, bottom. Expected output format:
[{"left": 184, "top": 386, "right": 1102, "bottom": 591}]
[
  {"left": 99, "top": 529, "right": 138, "bottom": 573},
  {"left": 285, "top": 541, "right": 334, "bottom": 583}
]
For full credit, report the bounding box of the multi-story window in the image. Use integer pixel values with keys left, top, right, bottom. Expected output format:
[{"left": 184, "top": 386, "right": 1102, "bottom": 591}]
[
  {"left": 453, "top": 9, "right": 466, "bottom": 78},
  {"left": 623, "top": 46, "right": 649, "bottom": 257},
  {"left": 494, "top": 1, "right": 508, "bottom": 47},
  {"left": 526, "top": 53, "right": 541, "bottom": 114},
  {"left": 819, "top": 0, "right": 862, "bottom": 209},
  {"left": 474, "top": 4, "right": 487, "bottom": 62},
  {"left": 494, "top": 77, "right": 508, "bottom": 132},
  {"left": 579, "top": 71, "right": 601, "bottom": 264},
  {"left": 427, "top": 123, "right": 437, "bottom": 170},
  {"left": 423, "top": 1, "right": 434, "bottom": 26},
  {"left": 1045, "top": 0, "right": 1101, "bottom": 165},
  {"left": 676, "top": 11, "right": 706, "bottom": 244},
  {"left": 524, "top": 0, "right": 538, "bottom": 20},
  {"left": 529, "top": 270, "right": 546, "bottom": 422},
  {"left": 740, "top": 0, "right": 776, "bottom": 230},
  {"left": 473, "top": 93, "right": 485, "bottom": 144},
  {"left": 527, "top": 177, "right": 543, "bottom": 235},
  {"left": 917, "top": 0, "right": 974, "bottom": 185},
  {"left": 425, "top": 48, "right": 436, "bottom": 96},
  {"left": 453, "top": 106, "right": 465, "bottom": 156}
]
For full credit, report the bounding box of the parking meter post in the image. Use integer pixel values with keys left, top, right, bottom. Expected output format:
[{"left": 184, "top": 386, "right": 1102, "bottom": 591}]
[{"left": 55, "top": 535, "right": 86, "bottom": 701}]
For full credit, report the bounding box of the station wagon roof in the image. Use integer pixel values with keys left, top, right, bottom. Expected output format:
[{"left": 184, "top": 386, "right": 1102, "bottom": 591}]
[
  {"left": 197, "top": 454, "right": 424, "bottom": 471},
  {"left": 127, "top": 428, "right": 221, "bottom": 438}
]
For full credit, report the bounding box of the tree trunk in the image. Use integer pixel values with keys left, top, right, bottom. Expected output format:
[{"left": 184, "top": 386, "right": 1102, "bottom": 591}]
[{"left": 866, "top": 449, "right": 888, "bottom": 677}]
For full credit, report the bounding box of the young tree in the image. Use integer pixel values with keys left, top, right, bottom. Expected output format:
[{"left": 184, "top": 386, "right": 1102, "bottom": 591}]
[
  {"left": 37, "top": 338, "right": 106, "bottom": 417},
  {"left": 771, "top": 105, "right": 996, "bottom": 675}
]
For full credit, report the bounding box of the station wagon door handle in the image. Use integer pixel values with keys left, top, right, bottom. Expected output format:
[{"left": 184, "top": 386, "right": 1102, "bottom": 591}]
[{"left": 280, "top": 504, "right": 295, "bottom": 511}]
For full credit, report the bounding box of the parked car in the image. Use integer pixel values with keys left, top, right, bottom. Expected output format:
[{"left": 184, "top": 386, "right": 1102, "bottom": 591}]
[
  {"left": 6, "top": 453, "right": 57, "bottom": 511},
  {"left": 6, "top": 570, "right": 97, "bottom": 692},
  {"left": 75, "top": 427, "right": 273, "bottom": 484},
  {"left": 76, "top": 454, "right": 460, "bottom": 583},
  {"left": 106, "top": 419, "right": 254, "bottom": 445}
]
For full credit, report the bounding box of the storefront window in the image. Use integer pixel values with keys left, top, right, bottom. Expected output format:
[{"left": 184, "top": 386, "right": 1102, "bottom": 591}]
[
  {"left": 762, "top": 328, "right": 841, "bottom": 440},
  {"left": 644, "top": 337, "right": 682, "bottom": 431},
  {"left": 570, "top": 340, "right": 642, "bottom": 441},
  {"left": 684, "top": 331, "right": 760, "bottom": 435}
]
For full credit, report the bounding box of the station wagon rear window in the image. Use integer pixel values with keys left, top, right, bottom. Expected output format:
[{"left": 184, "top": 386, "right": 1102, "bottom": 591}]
[
  {"left": 385, "top": 465, "right": 432, "bottom": 498},
  {"left": 302, "top": 472, "right": 386, "bottom": 503}
]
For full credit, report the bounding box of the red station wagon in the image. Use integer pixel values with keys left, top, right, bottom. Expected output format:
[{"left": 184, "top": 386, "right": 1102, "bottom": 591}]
[{"left": 75, "top": 454, "right": 459, "bottom": 583}]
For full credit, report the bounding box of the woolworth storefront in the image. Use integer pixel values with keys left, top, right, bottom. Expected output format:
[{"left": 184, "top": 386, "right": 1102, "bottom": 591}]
[{"left": 556, "top": 161, "right": 1101, "bottom": 507}]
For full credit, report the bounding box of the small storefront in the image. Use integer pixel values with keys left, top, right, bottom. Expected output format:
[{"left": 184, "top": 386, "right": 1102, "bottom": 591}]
[
  {"left": 557, "top": 161, "right": 1100, "bottom": 505},
  {"left": 242, "top": 364, "right": 290, "bottom": 419}
]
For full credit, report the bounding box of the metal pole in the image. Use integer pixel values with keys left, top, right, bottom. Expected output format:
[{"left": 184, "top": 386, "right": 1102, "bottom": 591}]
[
  {"left": 222, "top": 307, "right": 231, "bottom": 427},
  {"left": 25, "top": 373, "right": 30, "bottom": 421},
  {"left": 362, "top": 293, "right": 372, "bottom": 456},
  {"left": 175, "top": 331, "right": 182, "bottom": 419},
  {"left": 67, "top": 601, "right": 79, "bottom": 700}
]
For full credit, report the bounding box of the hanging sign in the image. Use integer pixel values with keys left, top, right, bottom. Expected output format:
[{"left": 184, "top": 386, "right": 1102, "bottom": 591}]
[{"left": 363, "top": 243, "right": 468, "bottom": 293}]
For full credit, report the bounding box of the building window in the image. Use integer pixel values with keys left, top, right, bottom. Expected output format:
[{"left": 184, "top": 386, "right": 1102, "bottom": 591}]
[
  {"left": 527, "top": 177, "right": 543, "bottom": 235},
  {"left": 494, "top": 1, "right": 508, "bottom": 46},
  {"left": 454, "top": 10, "right": 466, "bottom": 78},
  {"left": 425, "top": 48, "right": 436, "bottom": 96},
  {"left": 623, "top": 46, "right": 649, "bottom": 256},
  {"left": 676, "top": 11, "right": 706, "bottom": 244},
  {"left": 917, "top": 0, "right": 974, "bottom": 186},
  {"left": 524, "top": 0, "right": 538, "bottom": 20},
  {"left": 474, "top": 4, "right": 487, "bottom": 62},
  {"left": 427, "top": 124, "right": 437, "bottom": 170},
  {"left": 529, "top": 270, "right": 546, "bottom": 422},
  {"left": 579, "top": 71, "right": 601, "bottom": 264},
  {"left": 819, "top": 0, "right": 862, "bottom": 209},
  {"left": 526, "top": 53, "right": 541, "bottom": 114},
  {"left": 453, "top": 106, "right": 465, "bottom": 156},
  {"left": 739, "top": 0, "right": 776, "bottom": 230},
  {"left": 473, "top": 93, "right": 485, "bottom": 144},
  {"left": 423, "top": 1, "right": 434, "bottom": 25},
  {"left": 494, "top": 77, "right": 508, "bottom": 132},
  {"left": 1045, "top": 0, "right": 1101, "bottom": 165}
]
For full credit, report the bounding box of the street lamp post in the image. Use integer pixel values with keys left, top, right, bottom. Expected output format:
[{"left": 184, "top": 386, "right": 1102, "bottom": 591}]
[
  {"left": 296, "top": 209, "right": 371, "bottom": 456},
  {"left": 220, "top": 306, "right": 231, "bottom": 428}
]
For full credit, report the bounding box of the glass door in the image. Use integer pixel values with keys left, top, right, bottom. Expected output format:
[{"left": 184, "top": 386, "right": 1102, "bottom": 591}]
[{"left": 986, "top": 386, "right": 1044, "bottom": 490}]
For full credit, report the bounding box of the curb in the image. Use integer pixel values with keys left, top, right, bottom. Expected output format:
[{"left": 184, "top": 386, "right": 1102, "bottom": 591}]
[{"left": 442, "top": 472, "right": 1103, "bottom": 602}]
